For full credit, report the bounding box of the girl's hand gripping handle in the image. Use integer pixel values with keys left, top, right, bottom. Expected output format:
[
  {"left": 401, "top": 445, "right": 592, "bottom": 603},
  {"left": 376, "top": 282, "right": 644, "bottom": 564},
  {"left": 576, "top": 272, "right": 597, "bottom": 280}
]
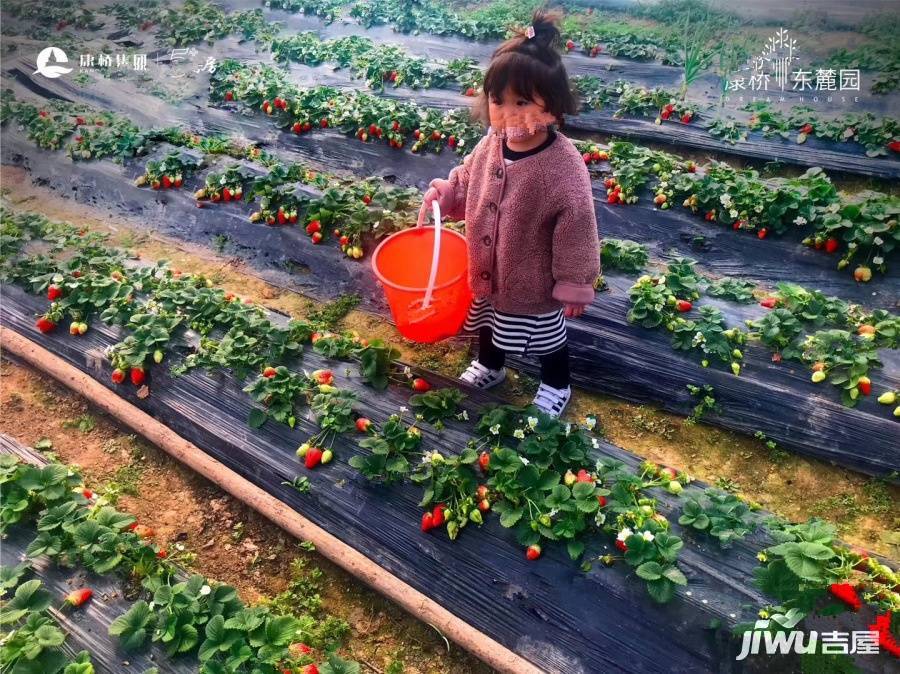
[{"left": 417, "top": 179, "right": 455, "bottom": 227}]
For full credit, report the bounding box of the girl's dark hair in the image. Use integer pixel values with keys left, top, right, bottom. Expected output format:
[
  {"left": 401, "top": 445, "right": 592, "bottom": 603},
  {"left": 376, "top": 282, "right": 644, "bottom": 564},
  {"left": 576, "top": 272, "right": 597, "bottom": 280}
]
[{"left": 472, "top": 8, "right": 579, "bottom": 126}]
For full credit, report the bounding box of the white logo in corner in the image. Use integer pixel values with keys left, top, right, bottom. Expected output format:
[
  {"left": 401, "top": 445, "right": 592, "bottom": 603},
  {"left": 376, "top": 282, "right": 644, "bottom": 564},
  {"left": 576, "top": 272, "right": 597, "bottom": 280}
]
[{"left": 34, "top": 47, "right": 73, "bottom": 78}]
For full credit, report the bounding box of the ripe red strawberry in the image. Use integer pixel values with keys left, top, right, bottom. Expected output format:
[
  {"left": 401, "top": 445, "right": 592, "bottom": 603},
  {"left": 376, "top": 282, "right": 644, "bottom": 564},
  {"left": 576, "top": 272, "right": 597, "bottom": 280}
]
[
  {"left": 64, "top": 588, "right": 93, "bottom": 607},
  {"left": 224, "top": 91, "right": 234, "bottom": 101},
  {"left": 305, "top": 447, "right": 323, "bottom": 469},
  {"left": 293, "top": 122, "right": 302, "bottom": 133},
  {"left": 311, "top": 232, "right": 322, "bottom": 244},
  {"left": 597, "top": 495, "right": 607, "bottom": 507},
  {"left": 760, "top": 296, "right": 778, "bottom": 309},
  {"left": 615, "top": 539, "right": 627, "bottom": 552},
  {"left": 312, "top": 369, "right": 333, "bottom": 385},
  {"left": 582, "top": 152, "right": 592, "bottom": 163},
  {"left": 277, "top": 210, "right": 287, "bottom": 225},
  {"left": 681, "top": 112, "right": 693, "bottom": 123},
  {"left": 355, "top": 417, "right": 371, "bottom": 433},
  {"left": 465, "top": 87, "right": 475, "bottom": 96},
  {"left": 339, "top": 235, "right": 350, "bottom": 246},
  {"left": 133, "top": 524, "right": 155, "bottom": 539},
  {"left": 475, "top": 485, "right": 489, "bottom": 500},
  {"left": 432, "top": 503, "right": 446, "bottom": 527},
  {"left": 447, "top": 135, "right": 456, "bottom": 148},
  {"left": 263, "top": 366, "right": 277, "bottom": 378},
  {"left": 675, "top": 300, "right": 692, "bottom": 312},
  {"left": 757, "top": 228, "right": 768, "bottom": 239},
  {"left": 478, "top": 499, "right": 491, "bottom": 512},
  {"left": 82, "top": 488, "right": 94, "bottom": 499},
  {"left": 222, "top": 188, "right": 232, "bottom": 202},
  {"left": 305, "top": 220, "right": 321, "bottom": 234},
  {"left": 130, "top": 367, "right": 146, "bottom": 386},
  {"left": 411, "top": 377, "right": 430, "bottom": 392},
  {"left": 660, "top": 109, "right": 672, "bottom": 121},
  {"left": 174, "top": 175, "right": 183, "bottom": 188},
  {"left": 889, "top": 140, "right": 900, "bottom": 152},
  {"left": 828, "top": 583, "right": 861, "bottom": 611},
  {"left": 36, "top": 317, "right": 57, "bottom": 333},
  {"left": 111, "top": 368, "right": 126, "bottom": 384},
  {"left": 824, "top": 238, "right": 839, "bottom": 254},
  {"left": 320, "top": 118, "right": 329, "bottom": 128},
  {"left": 157, "top": 548, "right": 168, "bottom": 559},
  {"left": 431, "top": 130, "right": 441, "bottom": 141},
  {"left": 525, "top": 544, "right": 541, "bottom": 560},
  {"left": 162, "top": 175, "right": 172, "bottom": 189},
  {"left": 478, "top": 451, "right": 490, "bottom": 472},
  {"left": 799, "top": 123, "right": 813, "bottom": 135},
  {"left": 305, "top": 666, "right": 319, "bottom": 674},
  {"left": 576, "top": 469, "right": 594, "bottom": 483},
  {"left": 47, "top": 284, "right": 62, "bottom": 301},
  {"left": 421, "top": 512, "right": 434, "bottom": 532},
  {"left": 565, "top": 39, "right": 575, "bottom": 50},
  {"left": 857, "top": 376, "right": 871, "bottom": 396},
  {"left": 362, "top": 194, "right": 372, "bottom": 205}
]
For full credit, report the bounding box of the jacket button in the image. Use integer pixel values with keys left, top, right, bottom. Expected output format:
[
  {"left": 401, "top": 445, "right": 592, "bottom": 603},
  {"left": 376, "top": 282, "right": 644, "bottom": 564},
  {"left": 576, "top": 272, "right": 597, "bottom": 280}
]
[
  {"left": 488, "top": 202, "right": 497, "bottom": 213},
  {"left": 482, "top": 235, "right": 491, "bottom": 246},
  {"left": 480, "top": 271, "right": 491, "bottom": 280},
  {"left": 495, "top": 168, "right": 503, "bottom": 178}
]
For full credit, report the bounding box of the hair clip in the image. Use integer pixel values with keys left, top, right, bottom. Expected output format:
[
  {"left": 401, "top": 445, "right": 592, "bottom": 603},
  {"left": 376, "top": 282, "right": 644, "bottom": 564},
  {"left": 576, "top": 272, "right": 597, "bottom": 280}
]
[{"left": 525, "top": 25, "right": 535, "bottom": 39}]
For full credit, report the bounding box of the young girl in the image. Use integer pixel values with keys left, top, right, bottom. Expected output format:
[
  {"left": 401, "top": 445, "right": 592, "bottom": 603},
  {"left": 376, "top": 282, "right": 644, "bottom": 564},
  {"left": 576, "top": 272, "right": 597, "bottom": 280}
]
[{"left": 417, "top": 9, "right": 600, "bottom": 417}]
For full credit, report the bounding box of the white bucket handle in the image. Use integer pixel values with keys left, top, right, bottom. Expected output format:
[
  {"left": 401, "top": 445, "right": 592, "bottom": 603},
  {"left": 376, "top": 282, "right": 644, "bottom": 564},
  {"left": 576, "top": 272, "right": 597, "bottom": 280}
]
[{"left": 421, "top": 200, "right": 442, "bottom": 309}]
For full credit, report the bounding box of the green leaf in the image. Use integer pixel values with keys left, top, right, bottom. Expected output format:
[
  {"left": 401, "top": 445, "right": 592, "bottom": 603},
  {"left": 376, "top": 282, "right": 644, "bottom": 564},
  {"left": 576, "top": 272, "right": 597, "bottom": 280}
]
[
  {"left": 109, "top": 600, "right": 153, "bottom": 651},
  {"left": 636, "top": 561, "right": 663, "bottom": 581},
  {"left": 1, "top": 579, "right": 52, "bottom": 624},
  {"left": 499, "top": 506, "right": 524, "bottom": 528},
  {"left": 567, "top": 540, "right": 585, "bottom": 560},
  {"left": 248, "top": 408, "right": 267, "bottom": 428},
  {"left": 320, "top": 654, "right": 362, "bottom": 674},
  {"left": 646, "top": 577, "right": 676, "bottom": 603},
  {"left": 663, "top": 566, "right": 688, "bottom": 586}
]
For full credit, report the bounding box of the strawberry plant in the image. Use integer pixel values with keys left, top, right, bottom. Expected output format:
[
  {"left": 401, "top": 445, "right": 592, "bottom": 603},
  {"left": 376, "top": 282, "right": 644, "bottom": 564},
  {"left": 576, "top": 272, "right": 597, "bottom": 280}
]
[
  {"left": 136, "top": 150, "right": 203, "bottom": 190},
  {"left": 678, "top": 489, "right": 758, "bottom": 547},
  {"left": 704, "top": 278, "right": 756, "bottom": 303},
  {"left": 244, "top": 367, "right": 317, "bottom": 428},
  {"left": 196, "top": 164, "right": 256, "bottom": 203},
  {"left": 802, "top": 330, "right": 882, "bottom": 407},
  {"left": 600, "top": 239, "right": 648, "bottom": 274},
  {"left": 409, "top": 387, "right": 465, "bottom": 429},
  {"left": 268, "top": 0, "right": 346, "bottom": 22},
  {"left": 411, "top": 448, "right": 482, "bottom": 540},
  {"left": 748, "top": 309, "right": 806, "bottom": 360},
  {"left": 349, "top": 413, "right": 422, "bottom": 482}
]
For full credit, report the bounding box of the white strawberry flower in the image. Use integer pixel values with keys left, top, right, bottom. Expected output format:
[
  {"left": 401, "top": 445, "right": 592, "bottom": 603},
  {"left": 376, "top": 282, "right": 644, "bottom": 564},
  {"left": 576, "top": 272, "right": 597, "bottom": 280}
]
[
  {"left": 874, "top": 236, "right": 884, "bottom": 246},
  {"left": 200, "top": 585, "right": 212, "bottom": 596},
  {"left": 729, "top": 209, "right": 738, "bottom": 219},
  {"left": 873, "top": 256, "right": 884, "bottom": 265},
  {"left": 459, "top": 409, "right": 469, "bottom": 421},
  {"left": 489, "top": 424, "right": 501, "bottom": 435},
  {"left": 584, "top": 416, "right": 597, "bottom": 430},
  {"left": 519, "top": 456, "right": 530, "bottom": 466},
  {"left": 591, "top": 438, "right": 600, "bottom": 449},
  {"left": 457, "top": 138, "right": 465, "bottom": 147},
  {"left": 399, "top": 406, "right": 408, "bottom": 413},
  {"left": 793, "top": 216, "right": 807, "bottom": 226},
  {"left": 720, "top": 194, "right": 732, "bottom": 207},
  {"left": 565, "top": 423, "right": 571, "bottom": 436},
  {"left": 642, "top": 531, "right": 655, "bottom": 542},
  {"left": 617, "top": 528, "right": 633, "bottom": 541},
  {"left": 527, "top": 416, "right": 538, "bottom": 429},
  {"left": 513, "top": 429, "right": 525, "bottom": 439}
]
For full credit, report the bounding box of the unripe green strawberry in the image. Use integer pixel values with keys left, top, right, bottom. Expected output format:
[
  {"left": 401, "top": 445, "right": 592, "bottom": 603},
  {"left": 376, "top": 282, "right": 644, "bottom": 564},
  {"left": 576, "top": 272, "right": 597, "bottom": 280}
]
[
  {"left": 667, "top": 481, "right": 683, "bottom": 495},
  {"left": 877, "top": 391, "right": 896, "bottom": 405},
  {"left": 812, "top": 370, "right": 827, "bottom": 383},
  {"left": 296, "top": 443, "right": 310, "bottom": 458},
  {"left": 153, "top": 349, "right": 164, "bottom": 364},
  {"left": 469, "top": 509, "right": 483, "bottom": 525},
  {"left": 731, "top": 362, "right": 741, "bottom": 376},
  {"left": 321, "top": 449, "right": 333, "bottom": 464}
]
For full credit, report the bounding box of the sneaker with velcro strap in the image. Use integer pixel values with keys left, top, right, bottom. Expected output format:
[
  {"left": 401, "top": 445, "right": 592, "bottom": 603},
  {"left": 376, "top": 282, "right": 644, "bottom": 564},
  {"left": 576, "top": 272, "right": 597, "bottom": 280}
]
[
  {"left": 532, "top": 383, "right": 571, "bottom": 418},
  {"left": 458, "top": 360, "right": 506, "bottom": 390}
]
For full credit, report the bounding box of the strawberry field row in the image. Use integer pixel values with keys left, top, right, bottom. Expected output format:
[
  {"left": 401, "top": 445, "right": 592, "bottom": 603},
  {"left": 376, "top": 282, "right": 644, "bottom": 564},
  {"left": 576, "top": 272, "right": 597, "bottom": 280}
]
[
  {"left": 2, "top": 208, "right": 898, "bottom": 671},
  {"left": 0, "top": 443, "right": 361, "bottom": 674}
]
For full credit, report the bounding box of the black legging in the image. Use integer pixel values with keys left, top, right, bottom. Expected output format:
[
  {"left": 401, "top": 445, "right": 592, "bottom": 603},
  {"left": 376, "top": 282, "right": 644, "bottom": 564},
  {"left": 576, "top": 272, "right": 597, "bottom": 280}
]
[{"left": 477, "top": 327, "right": 570, "bottom": 389}]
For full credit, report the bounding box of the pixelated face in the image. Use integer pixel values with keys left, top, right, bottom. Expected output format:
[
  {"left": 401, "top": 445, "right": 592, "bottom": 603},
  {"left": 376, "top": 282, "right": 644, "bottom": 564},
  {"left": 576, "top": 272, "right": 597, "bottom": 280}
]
[{"left": 488, "top": 87, "right": 556, "bottom": 140}]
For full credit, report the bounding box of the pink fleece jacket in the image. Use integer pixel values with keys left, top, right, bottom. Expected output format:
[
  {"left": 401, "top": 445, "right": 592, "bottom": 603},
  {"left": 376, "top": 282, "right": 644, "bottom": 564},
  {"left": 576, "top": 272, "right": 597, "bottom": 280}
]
[{"left": 433, "top": 128, "right": 601, "bottom": 314}]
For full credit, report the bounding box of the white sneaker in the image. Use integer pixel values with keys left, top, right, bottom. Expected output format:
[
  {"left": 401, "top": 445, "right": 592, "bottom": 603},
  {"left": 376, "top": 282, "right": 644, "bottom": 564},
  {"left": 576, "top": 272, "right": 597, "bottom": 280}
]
[
  {"left": 532, "top": 383, "right": 571, "bottom": 418},
  {"left": 459, "top": 360, "right": 506, "bottom": 389}
]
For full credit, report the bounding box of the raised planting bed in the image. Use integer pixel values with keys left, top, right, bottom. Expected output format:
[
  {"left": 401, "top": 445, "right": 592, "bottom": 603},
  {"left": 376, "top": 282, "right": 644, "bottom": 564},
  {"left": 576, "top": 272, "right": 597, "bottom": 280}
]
[
  {"left": 2, "top": 3, "right": 899, "bottom": 179},
  {"left": 4, "top": 282, "right": 900, "bottom": 674},
  {"left": 1, "top": 131, "right": 898, "bottom": 475}
]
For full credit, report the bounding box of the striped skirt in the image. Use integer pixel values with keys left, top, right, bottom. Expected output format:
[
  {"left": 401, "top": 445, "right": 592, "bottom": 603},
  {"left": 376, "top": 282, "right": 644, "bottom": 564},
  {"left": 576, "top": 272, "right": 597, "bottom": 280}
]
[{"left": 463, "top": 297, "right": 567, "bottom": 356}]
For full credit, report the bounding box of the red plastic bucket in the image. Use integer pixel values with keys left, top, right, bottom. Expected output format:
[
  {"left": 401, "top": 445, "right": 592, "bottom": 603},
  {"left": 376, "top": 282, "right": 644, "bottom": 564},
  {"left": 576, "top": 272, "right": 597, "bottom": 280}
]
[{"left": 372, "top": 205, "right": 472, "bottom": 343}]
